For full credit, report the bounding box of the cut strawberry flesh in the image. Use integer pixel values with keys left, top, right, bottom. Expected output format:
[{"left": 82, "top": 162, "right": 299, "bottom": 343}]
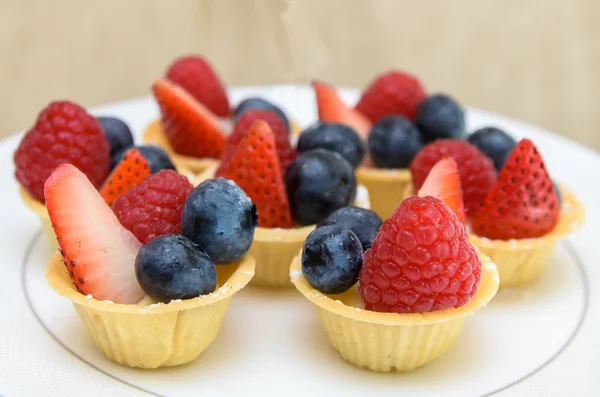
[
  {"left": 45, "top": 164, "right": 144, "bottom": 304},
  {"left": 418, "top": 157, "right": 465, "bottom": 223}
]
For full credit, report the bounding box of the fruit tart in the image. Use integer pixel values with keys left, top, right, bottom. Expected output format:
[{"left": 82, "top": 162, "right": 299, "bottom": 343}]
[
  {"left": 291, "top": 160, "right": 499, "bottom": 372},
  {"left": 312, "top": 73, "right": 469, "bottom": 220},
  {"left": 467, "top": 139, "right": 585, "bottom": 287},
  {"left": 196, "top": 119, "right": 371, "bottom": 287},
  {"left": 14, "top": 100, "right": 191, "bottom": 250},
  {"left": 45, "top": 163, "right": 256, "bottom": 368},
  {"left": 407, "top": 133, "right": 584, "bottom": 287},
  {"left": 142, "top": 55, "right": 301, "bottom": 173}
]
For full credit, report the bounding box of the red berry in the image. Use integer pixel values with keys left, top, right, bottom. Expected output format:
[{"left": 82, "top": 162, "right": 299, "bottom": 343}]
[
  {"left": 418, "top": 157, "right": 465, "bottom": 223},
  {"left": 216, "top": 120, "right": 293, "bottom": 229},
  {"left": 355, "top": 70, "right": 426, "bottom": 123},
  {"left": 14, "top": 101, "right": 110, "bottom": 202},
  {"left": 152, "top": 78, "right": 227, "bottom": 159},
  {"left": 472, "top": 139, "right": 559, "bottom": 240},
  {"left": 217, "top": 110, "right": 296, "bottom": 175},
  {"left": 165, "top": 55, "right": 230, "bottom": 118},
  {"left": 45, "top": 164, "right": 144, "bottom": 304},
  {"left": 410, "top": 139, "right": 497, "bottom": 215},
  {"left": 100, "top": 148, "right": 151, "bottom": 206},
  {"left": 359, "top": 196, "right": 481, "bottom": 313},
  {"left": 112, "top": 170, "right": 193, "bottom": 244},
  {"left": 312, "top": 81, "right": 372, "bottom": 141}
]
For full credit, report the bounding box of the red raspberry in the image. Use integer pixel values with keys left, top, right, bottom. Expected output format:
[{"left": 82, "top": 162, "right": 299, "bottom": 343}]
[
  {"left": 217, "top": 110, "right": 297, "bottom": 175},
  {"left": 112, "top": 170, "right": 193, "bottom": 244},
  {"left": 165, "top": 55, "right": 230, "bottom": 118},
  {"left": 14, "top": 101, "right": 110, "bottom": 202},
  {"left": 355, "top": 70, "right": 426, "bottom": 123},
  {"left": 410, "top": 139, "right": 497, "bottom": 215},
  {"left": 359, "top": 196, "right": 482, "bottom": 313}
]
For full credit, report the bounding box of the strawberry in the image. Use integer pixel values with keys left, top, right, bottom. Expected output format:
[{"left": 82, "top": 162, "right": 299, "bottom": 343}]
[
  {"left": 312, "top": 81, "right": 372, "bottom": 141},
  {"left": 99, "top": 148, "right": 151, "bottom": 206},
  {"left": 217, "top": 120, "right": 293, "bottom": 229},
  {"left": 45, "top": 164, "right": 144, "bottom": 304},
  {"left": 165, "top": 55, "right": 230, "bottom": 118},
  {"left": 355, "top": 70, "right": 426, "bottom": 123},
  {"left": 418, "top": 157, "right": 465, "bottom": 223},
  {"left": 217, "top": 110, "right": 296, "bottom": 176},
  {"left": 152, "top": 78, "right": 227, "bottom": 159},
  {"left": 471, "top": 139, "right": 560, "bottom": 240}
]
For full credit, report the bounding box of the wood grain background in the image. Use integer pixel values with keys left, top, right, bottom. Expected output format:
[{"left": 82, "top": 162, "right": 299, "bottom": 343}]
[{"left": 1, "top": 0, "right": 598, "bottom": 150}]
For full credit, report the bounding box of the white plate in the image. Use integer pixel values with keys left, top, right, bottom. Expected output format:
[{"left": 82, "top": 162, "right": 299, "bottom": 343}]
[{"left": 0, "top": 86, "right": 598, "bottom": 397}]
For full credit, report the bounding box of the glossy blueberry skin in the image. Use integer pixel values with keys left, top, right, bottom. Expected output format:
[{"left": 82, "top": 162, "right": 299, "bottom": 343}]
[
  {"left": 302, "top": 225, "right": 364, "bottom": 294},
  {"left": 297, "top": 122, "right": 366, "bottom": 168},
  {"left": 368, "top": 116, "right": 425, "bottom": 168},
  {"left": 96, "top": 116, "right": 134, "bottom": 156},
  {"left": 181, "top": 178, "right": 258, "bottom": 264},
  {"left": 317, "top": 206, "right": 383, "bottom": 249},
  {"left": 135, "top": 234, "right": 217, "bottom": 303},
  {"left": 467, "top": 127, "right": 517, "bottom": 171},
  {"left": 416, "top": 94, "right": 466, "bottom": 141},
  {"left": 111, "top": 145, "right": 176, "bottom": 173},
  {"left": 285, "top": 149, "right": 356, "bottom": 226},
  {"left": 234, "top": 97, "right": 290, "bottom": 132}
]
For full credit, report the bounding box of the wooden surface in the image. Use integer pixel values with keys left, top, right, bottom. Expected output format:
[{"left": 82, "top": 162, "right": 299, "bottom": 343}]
[{"left": 1, "top": 0, "right": 598, "bottom": 150}]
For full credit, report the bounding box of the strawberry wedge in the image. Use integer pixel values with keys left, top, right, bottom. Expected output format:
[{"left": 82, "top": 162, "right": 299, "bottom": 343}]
[
  {"left": 45, "top": 164, "right": 144, "bottom": 304},
  {"left": 418, "top": 157, "right": 465, "bottom": 223}
]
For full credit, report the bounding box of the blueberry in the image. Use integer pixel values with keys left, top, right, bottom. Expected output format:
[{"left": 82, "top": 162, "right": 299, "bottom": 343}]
[
  {"left": 467, "top": 127, "right": 517, "bottom": 171},
  {"left": 302, "top": 225, "right": 364, "bottom": 294},
  {"left": 96, "top": 116, "right": 134, "bottom": 156},
  {"left": 297, "top": 122, "right": 365, "bottom": 168},
  {"left": 317, "top": 206, "right": 383, "bottom": 249},
  {"left": 181, "top": 178, "right": 258, "bottom": 264},
  {"left": 416, "top": 94, "right": 465, "bottom": 141},
  {"left": 285, "top": 149, "right": 356, "bottom": 225},
  {"left": 135, "top": 234, "right": 217, "bottom": 303},
  {"left": 368, "top": 116, "right": 425, "bottom": 168},
  {"left": 111, "top": 145, "right": 176, "bottom": 173},
  {"left": 234, "top": 97, "right": 290, "bottom": 132}
]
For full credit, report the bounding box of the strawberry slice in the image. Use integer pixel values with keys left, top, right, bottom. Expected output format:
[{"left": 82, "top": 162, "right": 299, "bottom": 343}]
[
  {"left": 100, "top": 148, "right": 150, "bottom": 206},
  {"left": 418, "top": 157, "right": 465, "bottom": 223},
  {"left": 217, "top": 110, "right": 296, "bottom": 176},
  {"left": 472, "top": 139, "right": 560, "bottom": 240},
  {"left": 152, "top": 78, "right": 227, "bottom": 159},
  {"left": 45, "top": 164, "right": 144, "bottom": 304},
  {"left": 312, "top": 80, "right": 372, "bottom": 140},
  {"left": 217, "top": 120, "right": 293, "bottom": 229}
]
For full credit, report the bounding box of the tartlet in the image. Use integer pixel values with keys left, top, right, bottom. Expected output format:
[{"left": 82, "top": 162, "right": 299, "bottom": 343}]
[
  {"left": 46, "top": 252, "right": 255, "bottom": 368},
  {"left": 197, "top": 165, "right": 371, "bottom": 287},
  {"left": 469, "top": 184, "right": 585, "bottom": 287},
  {"left": 290, "top": 252, "right": 499, "bottom": 372},
  {"left": 402, "top": 183, "right": 585, "bottom": 287}
]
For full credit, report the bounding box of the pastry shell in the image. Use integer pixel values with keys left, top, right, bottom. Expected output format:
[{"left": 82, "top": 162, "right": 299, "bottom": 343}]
[
  {"left": 356, "top": 167, "right": 411, "bottom": 220},
  {"left": 46, "top": 252, "right": 255, "bottom": 368},
  {"left": 289, "top": 253, "right": 499, "bottom": 372}
]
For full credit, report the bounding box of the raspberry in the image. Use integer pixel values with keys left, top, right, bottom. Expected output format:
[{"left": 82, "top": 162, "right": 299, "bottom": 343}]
[
  {"left": 355, "top": 70, "right": 426, "bottom": 123},
  {"left": 358, "top": 196, "right": 482, "bottom": 313},
  {"left": 14, "top": 101, "right": 110, "bottom": 201},
  {"left": 165, "top": 55, "right": 230, "bottom": 118},
  {"left": 410, "top": 139, "right": 497, "bottom": 215},
  {"left": 112, "top": 170, "right": 193, "bottom": 244}
]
